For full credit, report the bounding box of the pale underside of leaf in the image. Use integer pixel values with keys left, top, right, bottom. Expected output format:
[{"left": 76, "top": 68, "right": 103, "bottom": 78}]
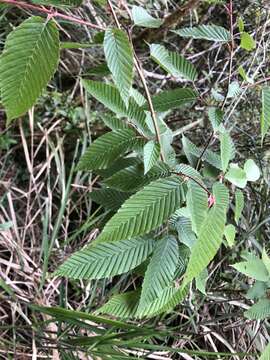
[{"left": 173, "top": 25, "right": 231, "bottom": 42}]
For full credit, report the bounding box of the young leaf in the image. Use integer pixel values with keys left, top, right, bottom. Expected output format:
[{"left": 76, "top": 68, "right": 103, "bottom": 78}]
[
  {"left": 143, "top": 140, "right": 160, "bottom": 174},
  {"left": 232, "top": 260, "right": 269, "bottom": 281},
  {"left": 173, "top": 25, "right": 231, "bottom": 42},
  {"left": 77, "top": 129, "right": 142, "bottom": 170},
  {"left": 150, "top": 44, "right": 198, "bottom": 81},
  {"left": 55, "top": 237, "right": 154, "bottom": 279},
  {"left": 104, "top": 29, "right": 134, "bottom": 106},
  {"left": 240, "top": 32, "right": 256, "bottom": 51},
  {"left": 97, "top": 290, "right": 140, "bottom": 319},
  {"left": 132, "top": 6, "right": 163, "bottom": 28},
  {"left": 183, "top": 183, "right": 229, "bottom": 286},
  {"left": 259, "top": 343, "right": 270, "bottom": 360},
  {"left": 245, "top": 298, "right": 270, "bottom": 320},
  {"left": 234, "top": 189, "right": 244, "bottom": 224},
  {"left": 261, "top": 87, "right": 270, "bottom": 141},
  {"left": 0, "top": 16, "right": 60, "bottom": 122},
  {"left": 244, "top": 159, "right": 260, "bottom": 182},
  {"left": 224, "top": 224, "right": 236, "bottom": 247},
  {"left": 142, "top": 88, "right": 197, "bottom": 112},
  {"left": 96, "top": 176, "right": 184, "bottom": 243},
  {"left": 138, "top": 236, "right": 179, "bottom": 310},
  {"left": 220, "top": 129, "right": 235, "bottom": 172},
  {"left": 225, "top": 164, "right": 247, "bottom": 188},
  {"left": 186, "top": 180, "right": 208, "bottom": 235}
]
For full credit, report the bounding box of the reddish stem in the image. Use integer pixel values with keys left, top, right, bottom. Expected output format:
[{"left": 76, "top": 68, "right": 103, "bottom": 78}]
[{"left": 0, "top": 0, "right": 105, "bottom": 30}]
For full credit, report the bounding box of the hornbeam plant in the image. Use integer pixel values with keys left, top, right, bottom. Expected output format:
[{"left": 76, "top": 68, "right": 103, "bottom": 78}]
[{"left": 0, "top": 0, "right": 268, "bottom": 332}]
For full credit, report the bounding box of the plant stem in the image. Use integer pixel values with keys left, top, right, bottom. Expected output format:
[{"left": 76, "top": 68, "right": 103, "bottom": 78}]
[
  {"left": 172, "top": 171, "right": 211, "bottom": 197},
  {"left": 0, "top": 0, "right": 105, "bottom": 30}
]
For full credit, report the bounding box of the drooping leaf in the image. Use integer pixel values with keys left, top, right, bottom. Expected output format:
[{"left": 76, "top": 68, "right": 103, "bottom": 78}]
[
  {"left": 77, "top": 129, "right": 143, "bottom": 170},
  {"left": 186, "top": 180, "right": 208, "bottom": 235},
  {"left": 232, "top": 259, "right": 269, "bottom": 281},
  {"left": 259, "top": 342, "right": 270, "bottom": 360},
  {"left": 261, "top": 87, "right": 270, "bottom": 140},
  {"left": 245, "top": 298, "right": 270, "bottom": 320},
  {"left": 104, "top": 28, "right": 134, "bottom": 105},
  {"left": 208, "top": 107, "right": 223, "bottom": 131},
  {"left": 234, "top": 189, "right": 244, "bottom": 224},
  {"left": 138, "top": 236, "right": 179, "bottom": 310},
  {"left": 90, "top": 188, "right": 131, "bottom": 211},
  {"left": 96, "top": 176, "right": 184, "bottom": 243},
  {"left": 240, "top": 32, "right": 256, "bottom": 51},
  {"left": 173, "top": 25, "right": 231, "bottom": 42},
  {"left": 183, "top": 183, "right": 229, "bottom": 286},
  {"left": 224, "top": 224, "right": 236, "bottom": 247},
  {"left": 220, "top": 129, "right": 235, "bottom": 172},
  {"left": 225, "top": 164, "right": 247, "bottom": 188},
  {"left": 132, "top": 6, "right": 163, "bottom": 28},
  {"left": 0, "top": 16, "right": 60, "bottom": 122},
  {"left": 97, "top": 290, "right": 140, "bottom": 318},
  {"left": 150, "top": 44, "right": 197, "bottom": 81},
  {"left": 143, "top": 88, "right": 197, "bottom": 112},
  {"left": 244, "top": 159, "right": 261, "bottom": 182},
  {"left": 55, "top": 237, "right": 154, "bottom": 279},
  {"left": 143, "top": 140, "right": 160, "bottom": 174}
]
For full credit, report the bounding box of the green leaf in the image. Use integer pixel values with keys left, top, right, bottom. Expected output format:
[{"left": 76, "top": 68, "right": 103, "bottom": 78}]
[
  {"left": 196, "top": 268, "right": 208, "bottom": 295},
  {"left": 220, "top": 129, "right": 235, "bottom": 173},
  {"left": 96, "top": 176, "right": 184, "bottom": 243},
  {"left": 261, "top": 87, "right": 270, "bottom": 141},
  {"left": 174, "top": 217, "right": 197, "bottom": 249},
  {"left": 244, "top": 159, "right": 260, "bottom": 182},
  {"left": 208, "top": 107, "right": 223, "bottom": 131},
  {"left": 232, "top": 260, "right": 269, "bottom": 281},
  {"left": 224, "top": 224, "right": 236, "bottom": 248},
  {"left": 245, "top": 298, "right": 270, "bottom": 320},
  {"left": 90, "top": 188, "right": 131, "bottom": 211},
  {"left": 98, "top": 290, "right": 140, "bottom": 319},
  {"left": 183, "top": 183, "right": 229, "bottom": 286},
  {"left": 150, "top": 44, "right": 197, "bottom": 81},
  {"left": 259, "top": 342, "right": 270, "bottom": 360},
  {"left": 143, "top": 140, "right": 160, "bottom": 174},
  {"left": 238, "top": 17, "right": 245, "bottom": 32},
  {"left": 104, "top": 29, "right": 134, "bottom": 106},
  {"left": 55, "top": 237, "right": 154, "bottom": 279},
  {"left": 77, "top": 129, "right": 142, "bottom": 170},
  {"left": 227, "top": 81, "right": 242, "bottom": 99},
  {"left": 262, "top": 249, "right": 270, "bottom": 275},
  {"left": 225, "top": 164, "right": 247, "bottom": 188},
  {"left": 240, "top": 32, "right": 256, "bottom": 51},
  {"left": 82, "top": 80, "right": 150, "bottom": 136},
  {"left": 142, "top": 88, "right": 197, "bottom": 112},
  {"left": 234, "top": 189, "right": 244, "bottom": 224},
  {"left": 186, "top": 180, "right": 208, "bottom": 235},
  {"left": 138, "top": 236, "right": 179, "bottom": 310},
  {"left": 0, "top": 16, "right": 60, "bottom": 122},
  {"left": 31, "top": 0, "right": 83, "bottom": 7},
  {"left": 101, "top": 114, "right": 129, "bottom": 130},
  {"left": 132, "top": 6, "right": 163, "bottom": 28},
  {"left": 173, "top": 25, "right": 231, "bottom": 42}
]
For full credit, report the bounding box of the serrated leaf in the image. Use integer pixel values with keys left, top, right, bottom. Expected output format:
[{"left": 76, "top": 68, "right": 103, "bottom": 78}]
[
  {"left": 186, "top": 180, "right": 208, "bottom": 235},
  {"left": 97, "top": 157, "right": 140, "bottom": 179},
  {"left": 174, "top": 217, "right": 197, "bottom": 249},
  {"left": 232, "top": 260, "right": 269, "bottom": 281},
  {"left": 183, "top": 183, "right": 229, "bottom": 286},
  {"left": 90, "top": 188, "right": 131, "bottom": 211},
  {"left": 196, "top": 268, "right": 208, "bottom": 295},
  {"left": 143, "top": 88, "right": 197, "bottom": 112},
  {"left": 208, "top": 107, "right": 223, "bottom": 131},
  {"left": 55, "top": 237, "right": 154, "bottom": 279},
  {"left": 240, "top": 32, "right": 256, "bottom": 51},
  {"left": 150, "top": 44, "right": 197, "bottom": 81},
  {"left": 173, "top": 25, "right": 231, "bottom": 42},
  {"left": 77, "top": 129, "right": 142, "bottom": 171},
  {"left": 101, "top": 114, "right": 129, "bottom": 130},
  {"left": 261, "top": 87, "right": 270, "bottom": 140},
  {"left": 138, "top": 236, "right": 179, "bottom": 311},
  {"left": 174, "top": 163, "right": 203, "bottom": 185},
  {"left": 31, "top": 0, "right": 82, "bottom": 7},
  {"left": 0, "top": 16, "right": 60, "bottom": 122},
  {"left": 96, "top": 176, "right": 184, "bottom": 243},
  {"left": 245, "top": 298, "right": 270, "bottom": 320},
  {"left": 132, "top": 6, "right": 163, "bottom": 28},
  {"left": 97, "top": 290, "right": 140, "bottom": 319},
  {"left": 259, "top": 342, "right": 270, "bottom": 360},
  {"left": 104, "top": 29, "right": 133, "bottom": 106},
  {"left": 227, "top": 81, "right": 242, "bottom": 98},
  {"left": 234, "top": 189, "right": 244, "bottom": 224},
  {"left": 246, "top": 281, "right": 268, "bottom": 300},
  {"left": 262, "top": 249, "right": 270, "bottom": 275},
  {"left": 225, "top": 164, "right": 247, "bottom": 188},
  {"left": 224, "top": 224, "right": 236, "bottom": 247},
  {"left": 143, "top": 140, "right": 160, "bottom": 174},
  {"left": 244, "top": 159, "right": 260, "bottom": 182},
  {"left": 220, "top": 129, "right": 235, "bottom": 172}
]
